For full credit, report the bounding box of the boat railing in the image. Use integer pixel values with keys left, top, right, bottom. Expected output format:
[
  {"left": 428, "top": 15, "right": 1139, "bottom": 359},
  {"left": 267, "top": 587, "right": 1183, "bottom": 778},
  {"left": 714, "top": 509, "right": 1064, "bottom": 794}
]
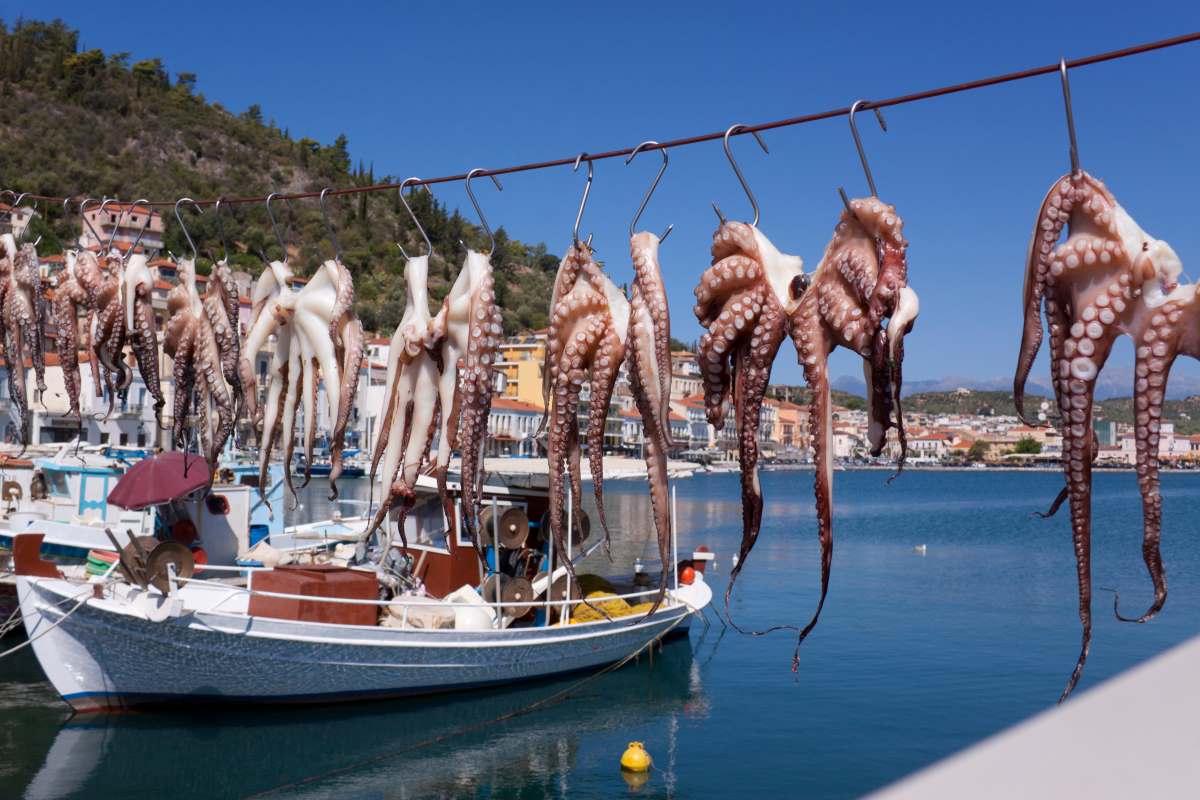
[{"left": 166, "top": 564, "right": 681, "bottom": 629}]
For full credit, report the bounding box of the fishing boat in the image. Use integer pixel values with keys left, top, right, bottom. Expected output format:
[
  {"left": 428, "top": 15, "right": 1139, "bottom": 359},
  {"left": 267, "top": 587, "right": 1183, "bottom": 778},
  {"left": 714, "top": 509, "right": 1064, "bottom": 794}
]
[{"left": 12, "top": 454, "right": 712, "bottom": 711}]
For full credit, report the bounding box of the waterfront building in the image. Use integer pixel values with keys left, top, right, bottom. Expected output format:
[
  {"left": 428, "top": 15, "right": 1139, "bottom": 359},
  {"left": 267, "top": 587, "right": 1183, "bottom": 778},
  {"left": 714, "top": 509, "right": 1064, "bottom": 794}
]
[
  {"left": 1093, "top": 419, "right": 1118, "bottom": 446},
  {"left": 496, "top": 330, "right": 548, "bottom": 409},
  {"left": 0, "top": 202, "right": 36, "bottom": 241},
  {"left": 80, "top": 202, "right": 164, "bottom": 252},
  {"left": 669, "top": 350, "right": 702, "bottom": 400},
  {"left": 486, "top": 398, "right": 543, "bottom": 457}
]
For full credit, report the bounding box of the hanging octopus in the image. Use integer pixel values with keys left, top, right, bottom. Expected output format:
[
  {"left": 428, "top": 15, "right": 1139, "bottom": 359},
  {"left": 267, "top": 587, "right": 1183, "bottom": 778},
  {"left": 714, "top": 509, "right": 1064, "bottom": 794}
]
[
  {"left": 624, "top": 231, "right": 675, "bottom": 606},
  {"left": 785, "top": 197, "right": 918, "bottom": 662},
  {"left": 123, "top": 252, "right": 166, "bottom": 427},
  {"left": 1014, "top": 170, "right": 1185, "bottom": 701},
  {"left": 543, "top": 242, "right": 630, "bottom": 583},
  {"left": 366, "top": 252, "right": 442, "bottom": 545},
  {"left": 240, "top": 259, "right": 299, "bottom": 499},
  {"left": 76, "top": 250, "right": 130, "bottom": 417},
  {"left": 204, "top": 259, "right": 243, "bottom": 415},
  {"left": 50, "top": 249, "right": 89, "bottom": 421},
  {"left": 692, "top": 220, "right": 803, "bottom": 617},
  {"left": 162, "top": 258, "right": 235, "bottom": 471},
  {"left": 239, "top": 258, "right": 364, "bottom": 501},
  {"left": 0, "top": 235, "right": 48, "bottom": 447},
  {"left": 429, "top": 248, "right": 502, "bottom": 556}
]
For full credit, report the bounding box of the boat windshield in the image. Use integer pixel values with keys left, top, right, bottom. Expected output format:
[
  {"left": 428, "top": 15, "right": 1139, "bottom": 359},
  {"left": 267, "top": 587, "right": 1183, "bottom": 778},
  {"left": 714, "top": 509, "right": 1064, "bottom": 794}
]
[{"left": 44, "top": 469, "right": 70, "bottom": 497}]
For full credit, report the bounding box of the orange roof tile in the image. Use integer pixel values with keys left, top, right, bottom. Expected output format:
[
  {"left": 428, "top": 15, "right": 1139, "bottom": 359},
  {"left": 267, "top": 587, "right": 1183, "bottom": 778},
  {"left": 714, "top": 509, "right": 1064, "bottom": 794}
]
[{"left": 491, "top": 398, "right": 542, "bottom": 413}]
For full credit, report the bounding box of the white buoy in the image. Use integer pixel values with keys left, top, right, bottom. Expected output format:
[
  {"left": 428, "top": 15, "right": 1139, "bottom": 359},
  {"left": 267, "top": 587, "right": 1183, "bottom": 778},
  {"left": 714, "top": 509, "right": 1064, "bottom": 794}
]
[{"left": 914, "top": 544, "right": 927, "bottom": 555}]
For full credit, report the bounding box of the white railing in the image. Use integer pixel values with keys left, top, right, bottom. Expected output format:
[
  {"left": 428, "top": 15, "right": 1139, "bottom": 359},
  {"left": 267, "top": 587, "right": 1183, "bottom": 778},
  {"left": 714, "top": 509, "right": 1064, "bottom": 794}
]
[{"left": 171, "top": 569, "right": 679, "bottom": 629}]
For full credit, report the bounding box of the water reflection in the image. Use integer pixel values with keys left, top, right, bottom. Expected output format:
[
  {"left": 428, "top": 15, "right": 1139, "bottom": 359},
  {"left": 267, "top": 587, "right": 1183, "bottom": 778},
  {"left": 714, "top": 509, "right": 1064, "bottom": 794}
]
[{"left": 20, "top": 639, "right": 705, "bottom": 799}]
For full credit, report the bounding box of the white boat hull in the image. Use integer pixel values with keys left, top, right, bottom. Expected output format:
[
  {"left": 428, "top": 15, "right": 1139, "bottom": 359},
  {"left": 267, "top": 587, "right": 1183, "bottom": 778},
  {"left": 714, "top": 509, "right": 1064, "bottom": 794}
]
[{"left": 18, "top": 574, "right": 709, "bottom": 712}]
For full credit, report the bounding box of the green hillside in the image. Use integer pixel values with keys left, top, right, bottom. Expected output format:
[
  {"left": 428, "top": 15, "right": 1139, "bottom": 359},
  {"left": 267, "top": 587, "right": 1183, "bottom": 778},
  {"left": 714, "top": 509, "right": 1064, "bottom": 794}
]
[
  {"left": 766, "top": 385, "right": 866, "bottom": 411},
  {"left": 900, "top": 390, "right": 1052, "bottom": 417},
  {"left": 0, "top": 18, "right": 559, "bottom": 335},
  {"left": 1093, "top": 396, "right": 1200, "bottom": 436}
]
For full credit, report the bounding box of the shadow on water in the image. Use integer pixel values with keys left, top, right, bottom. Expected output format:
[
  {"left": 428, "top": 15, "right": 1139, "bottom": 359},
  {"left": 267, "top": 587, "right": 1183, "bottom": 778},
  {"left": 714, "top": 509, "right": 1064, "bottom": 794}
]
[{"left": 3, "top": 638, "right": 705, "bottom": 799}]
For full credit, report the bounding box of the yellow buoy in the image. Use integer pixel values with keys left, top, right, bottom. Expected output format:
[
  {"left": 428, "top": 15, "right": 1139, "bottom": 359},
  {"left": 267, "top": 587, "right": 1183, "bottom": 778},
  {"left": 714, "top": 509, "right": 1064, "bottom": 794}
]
[{"left": 620, "top": 741, "right": 652, "bottom": 773}]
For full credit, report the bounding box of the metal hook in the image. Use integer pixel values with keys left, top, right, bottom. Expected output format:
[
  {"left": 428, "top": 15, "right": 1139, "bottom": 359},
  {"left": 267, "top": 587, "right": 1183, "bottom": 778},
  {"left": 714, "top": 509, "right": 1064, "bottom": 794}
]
[
  {"left": 319, "top": 188, "right": 342, "bottom": 262},
  {"left": 625, "top": 141, "right": 673, "bottom": 243},
  {"left": 572, "top": 153, "right": 594, "bottom": 248},
  {"left": 213, "top": 197, "right": 230, "bottom": 263},
  {"left": 97, "top": 198, "right": 124, "bottom": 255},
  {"left": 265, "top": 192, "right": 289, "bottom": 263},
  {"left": 12, "top": 192, "right": 38, "bottom": 244},
  {"left": 463, "top": 168, "right": 503, "bottom": 257},
  {"left": 396, "top": 177, "right": 432, "bottom": 260},
  {"left": 711, "top": 124, "right": 769, "bottom": 227},
  {"left": 122, "top": 199, "right": 153, "bottom": 263},
  {"left": 174, "top": 197, "right": 202, "bottom": 262},
  {"left": 61, "top": 196, "right": 75, "bottom": 230},
  {"left": 79, "top": 198, "right": 105, "bottom": 249},
  {"left": 1060, "top": 57, "right": 1081, "bottom": 175},
  {"left": 837, "top": 100, "right": 887, "bottom": 213}
]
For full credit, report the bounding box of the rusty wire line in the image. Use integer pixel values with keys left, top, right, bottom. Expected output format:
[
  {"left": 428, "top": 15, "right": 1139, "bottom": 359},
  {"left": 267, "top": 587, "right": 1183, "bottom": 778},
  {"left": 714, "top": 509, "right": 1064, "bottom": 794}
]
[{"left": 10, "top": 30, "right": 1200, "bottom": 210}]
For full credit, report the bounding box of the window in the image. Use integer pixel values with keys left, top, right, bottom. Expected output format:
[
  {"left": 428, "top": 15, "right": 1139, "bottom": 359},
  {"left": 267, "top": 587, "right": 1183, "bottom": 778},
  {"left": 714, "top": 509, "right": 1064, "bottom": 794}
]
[
  {"left": 119, "top": 433, "right": 128, "bottom": 445},
  {"left": 137, "top": 432, "right": 146, "bottom": 446},
  {"left": 138, "top": 389, "right": 146, "bottom": 406}
]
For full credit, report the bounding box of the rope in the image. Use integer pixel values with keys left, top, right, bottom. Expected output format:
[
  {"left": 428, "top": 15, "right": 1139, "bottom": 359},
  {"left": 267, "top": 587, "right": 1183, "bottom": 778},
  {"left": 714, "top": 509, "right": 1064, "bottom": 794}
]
[
  {"left": 243, "top": 605, "right": 695, "bottom": 798},
  {"left": 0, "top": 586, "right": 91, "bottom": 660},
  {"left": 10, "top": 30, "right": 1200, "bottom": 209}
]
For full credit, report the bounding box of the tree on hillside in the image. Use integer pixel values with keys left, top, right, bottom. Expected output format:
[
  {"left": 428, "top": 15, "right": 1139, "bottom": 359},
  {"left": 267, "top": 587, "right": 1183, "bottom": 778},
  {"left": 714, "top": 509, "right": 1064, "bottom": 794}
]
[
  {"left": 1013, "top": 436, "right": 1042, "bottom": 455},
  {"left": 131, "top": 58, "right": 167, "bottom": 94}
]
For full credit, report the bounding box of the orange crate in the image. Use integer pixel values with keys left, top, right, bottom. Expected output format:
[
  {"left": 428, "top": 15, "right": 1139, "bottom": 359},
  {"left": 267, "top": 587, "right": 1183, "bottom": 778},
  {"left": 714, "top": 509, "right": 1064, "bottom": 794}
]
[{"left": 248, "top": 565, "right": 380, "bottom": 626}]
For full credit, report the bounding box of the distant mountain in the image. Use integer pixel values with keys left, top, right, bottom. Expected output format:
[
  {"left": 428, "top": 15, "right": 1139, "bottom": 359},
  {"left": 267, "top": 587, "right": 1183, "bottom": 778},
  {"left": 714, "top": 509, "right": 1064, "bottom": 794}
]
[
  {"left": 900, "top": 390, "right": 1052, "bottom": 419},
  {"left": 830, "top": 371, "right": 1200, "bottom": 403}
]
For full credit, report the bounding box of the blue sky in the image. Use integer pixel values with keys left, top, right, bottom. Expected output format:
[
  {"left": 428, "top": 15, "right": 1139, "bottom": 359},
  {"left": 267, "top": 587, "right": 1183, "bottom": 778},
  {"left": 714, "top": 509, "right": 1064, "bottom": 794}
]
[{"left": 8, "top": 1, "right": 1200, "bottom": 389}]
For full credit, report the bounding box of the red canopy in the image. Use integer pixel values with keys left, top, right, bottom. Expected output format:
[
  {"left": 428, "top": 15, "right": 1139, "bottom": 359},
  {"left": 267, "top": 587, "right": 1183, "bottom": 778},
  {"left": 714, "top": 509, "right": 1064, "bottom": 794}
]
[{"left": 106, "top": 452, "right": 211, "bottom": 510}]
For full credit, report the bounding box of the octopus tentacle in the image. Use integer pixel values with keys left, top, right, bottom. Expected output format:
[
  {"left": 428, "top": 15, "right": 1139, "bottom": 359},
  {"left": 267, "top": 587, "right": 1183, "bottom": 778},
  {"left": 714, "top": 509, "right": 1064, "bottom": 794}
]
[
  {"left": 258, "top": 348, "right": 289, "bottom": 498},
  {"left": 456, "top": 285, "right": 503, "bottom": 550},
  {"left": 129, "top": 287, "right": 166, "bottom": 427},
  {"left": 279, "top": 349, "right": 302, "bottom": 505},
  {"left": 299, "top": 355, "right": 318, "bottom": 489},
  {"left": 585, "top": 321, "right": 624, "bottom": 552},
  {"left": 696, "top": 287, "right": 762, "bottom": 429},
  {"left": 328, "top": 316, "right": 364, "bottom": 498},
  {"left": 626, "top": 310, "right": 672, "bottom": 614},
  {"left": 51, "top": 272, "right": 87, "bottom": 420},
  {"left": 631, "top": 233, "right": 675, "bottom": 444},
  {"left": 1113, "top": 302, "right": 1181, "bottom": 623}
]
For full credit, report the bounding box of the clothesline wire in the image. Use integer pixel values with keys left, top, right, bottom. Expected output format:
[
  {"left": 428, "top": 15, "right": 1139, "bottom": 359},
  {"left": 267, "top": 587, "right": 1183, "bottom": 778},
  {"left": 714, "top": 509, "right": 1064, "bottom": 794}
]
[{"left": 10, "top": 29, "right": 1200, "bottom": 210}]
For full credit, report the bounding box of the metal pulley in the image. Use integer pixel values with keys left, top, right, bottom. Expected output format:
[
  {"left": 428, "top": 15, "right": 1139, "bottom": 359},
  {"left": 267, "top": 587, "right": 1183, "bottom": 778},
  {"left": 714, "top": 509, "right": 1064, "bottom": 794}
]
[
  {"left": 479, "top": 505, "right": 530, "bottom": 549},
  {"left": 115, "top": 535, "right": 194, "bottom": 594},
  {"left": 537, "top": 509, "right": 591, "bottom": 548},
  {"left": 535, "top": 571, "right": 582, "bottom": 621},
  {"left": 145, "top": 542, "right": 195, "bottom": 594},
  {"left": 482, "top": 573, "right": 536, "bottom": 617}
]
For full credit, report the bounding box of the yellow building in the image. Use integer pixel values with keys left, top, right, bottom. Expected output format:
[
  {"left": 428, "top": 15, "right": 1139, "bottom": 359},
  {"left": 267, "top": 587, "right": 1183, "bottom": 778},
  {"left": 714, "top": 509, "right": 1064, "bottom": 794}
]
[{"left": 496, "top": 330, "right": 548, "bottom": 409}]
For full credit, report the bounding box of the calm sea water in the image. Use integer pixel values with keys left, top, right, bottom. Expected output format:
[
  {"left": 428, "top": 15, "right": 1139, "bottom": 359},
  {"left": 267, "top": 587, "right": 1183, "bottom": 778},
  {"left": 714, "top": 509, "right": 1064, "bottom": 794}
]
[{"left": 4, "top": 469, "right": 1200, "bottom": 799}]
